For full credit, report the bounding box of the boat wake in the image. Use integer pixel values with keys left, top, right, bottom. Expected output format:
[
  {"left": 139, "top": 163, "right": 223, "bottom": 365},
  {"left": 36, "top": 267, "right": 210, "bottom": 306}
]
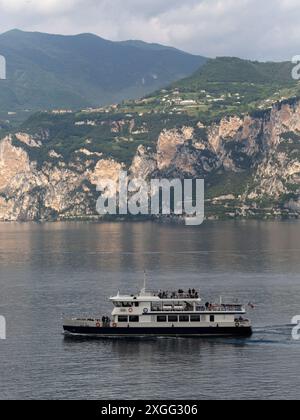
[{"left": 247, "top": 324, "right": 299, "bottom": 346}]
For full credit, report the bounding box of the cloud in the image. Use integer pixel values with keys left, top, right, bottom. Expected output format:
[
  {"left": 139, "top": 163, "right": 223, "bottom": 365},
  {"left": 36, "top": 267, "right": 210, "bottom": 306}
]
[
  {"left": 0, "top": 0, "right": 299, "bottom": 60},
  {"left": 0, "top": 0, "right": 80, "bottom": 14}
]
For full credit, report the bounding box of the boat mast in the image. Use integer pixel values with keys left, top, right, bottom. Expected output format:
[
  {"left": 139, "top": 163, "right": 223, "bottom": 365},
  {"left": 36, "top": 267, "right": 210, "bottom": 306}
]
[{"left": 141, "top": 270, "right": 147, "bottom": 295}]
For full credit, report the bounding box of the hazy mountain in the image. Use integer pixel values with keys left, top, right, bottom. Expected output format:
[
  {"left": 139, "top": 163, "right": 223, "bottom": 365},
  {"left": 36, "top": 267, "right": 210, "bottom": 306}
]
[
  {"left": 178, "top": 56, "right": 295, "bottom": 85},
  {"left": 0, "top": 29, "right": 206, "bottom": 112}
]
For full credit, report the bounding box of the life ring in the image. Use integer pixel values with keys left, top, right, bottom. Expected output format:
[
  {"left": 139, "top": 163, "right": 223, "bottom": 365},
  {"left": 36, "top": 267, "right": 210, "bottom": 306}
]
[
  {"left": 143, "top": 308, "right": 149, "bottom": 314},
  {"left": 112, "top": 323, "right": 117, "bottom": 328},
  {"left": 235, "top": 321, "right": 240, "bottom": 328},
  {"left": 128, "top": 308, "right": 133, "bottom": 313},
  {"left": 96, "top": 322, "right": 101, "bottom": 328}
]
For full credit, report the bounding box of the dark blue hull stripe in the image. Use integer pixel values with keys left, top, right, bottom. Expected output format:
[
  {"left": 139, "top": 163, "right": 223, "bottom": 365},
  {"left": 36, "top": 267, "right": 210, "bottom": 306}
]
[{"left": 63, "top": 326, "right": 253, "bottom": 337}]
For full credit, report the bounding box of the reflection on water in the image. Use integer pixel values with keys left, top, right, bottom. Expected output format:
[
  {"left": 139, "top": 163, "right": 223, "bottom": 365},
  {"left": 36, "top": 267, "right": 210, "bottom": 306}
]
[
  {"left": 0, "top": 221, "right": 299, "bottom": 400},
  {"left": 1, "top": 220, "right": 300, "bottom": 274}
]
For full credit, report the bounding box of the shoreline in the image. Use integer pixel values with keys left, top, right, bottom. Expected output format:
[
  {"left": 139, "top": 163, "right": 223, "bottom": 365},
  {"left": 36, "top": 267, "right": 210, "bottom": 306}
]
[{"left": 0, "top": 214, "right": 299, "bottom": 224}]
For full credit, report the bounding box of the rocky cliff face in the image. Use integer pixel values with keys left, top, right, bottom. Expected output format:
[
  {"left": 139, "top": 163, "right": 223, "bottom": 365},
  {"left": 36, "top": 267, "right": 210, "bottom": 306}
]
[{"left": 0, "top": 99, "right": 299, "bottom": 221}]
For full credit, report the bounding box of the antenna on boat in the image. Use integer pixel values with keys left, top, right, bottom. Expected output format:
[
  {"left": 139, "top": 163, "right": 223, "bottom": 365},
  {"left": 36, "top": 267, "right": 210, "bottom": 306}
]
[{"left": 141, "top": 270, "right": 147, "bottom": 294}]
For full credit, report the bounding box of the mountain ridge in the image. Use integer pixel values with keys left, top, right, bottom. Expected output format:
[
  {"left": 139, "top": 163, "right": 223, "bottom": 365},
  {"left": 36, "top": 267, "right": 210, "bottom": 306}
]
[{"left": 0, "top": 29, "right": 206, "bottom": 112}]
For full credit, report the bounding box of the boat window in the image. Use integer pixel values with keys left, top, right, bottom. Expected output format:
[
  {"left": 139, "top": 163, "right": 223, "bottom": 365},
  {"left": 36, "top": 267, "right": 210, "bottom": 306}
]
[
  {"left": 190, "top": 315, "right": 201, "bottom": 322},
  {"left": 134, "top": 302, "right": 139, "bottom": 307},
  {"left": 118, "top": 316, "right": 128, "bottom": 323},
  {"left": 157, "top": 316, "right": 167, "bottom": 323},
  {"left": 168, "top": 315, "right": 178, "bottom": 323},
  {"left": 129, "top": 316, "right": 139, "bottom": 323},
  {"left": 151, "top": 302, "right": 162, "bottom": 311},
  {"left": 179, "top": 315, "right": 189, "bottom": 322},
  {"left": 210, "top": 315, "right": 215, "bottom": 323},
  {"left": 121, "top": 302, "right": 132, "bottom": 308}
]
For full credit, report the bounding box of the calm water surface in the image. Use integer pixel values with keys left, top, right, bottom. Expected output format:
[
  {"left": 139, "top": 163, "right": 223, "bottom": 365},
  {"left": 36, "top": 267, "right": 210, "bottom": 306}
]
[{"left": 0, "top": 221, "right": 299, "bottom": 400}]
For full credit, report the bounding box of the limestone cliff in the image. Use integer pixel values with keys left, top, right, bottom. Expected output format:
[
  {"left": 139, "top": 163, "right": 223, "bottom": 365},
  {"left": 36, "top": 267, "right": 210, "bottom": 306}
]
[{"left": 0, "top": 98, "right": 299, "bottom": 221}]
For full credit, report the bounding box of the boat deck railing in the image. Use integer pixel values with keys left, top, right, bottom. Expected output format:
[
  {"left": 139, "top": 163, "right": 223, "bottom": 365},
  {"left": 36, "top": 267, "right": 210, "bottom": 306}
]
[
  {"left": 150, "top": 304, "right": 245, "bottom": 313},
  {"left": 202, "top": 304, "right": 245, "bottom": 312},
  {"left": 142, "top": 290, "right": 201, "bottom": 300}
]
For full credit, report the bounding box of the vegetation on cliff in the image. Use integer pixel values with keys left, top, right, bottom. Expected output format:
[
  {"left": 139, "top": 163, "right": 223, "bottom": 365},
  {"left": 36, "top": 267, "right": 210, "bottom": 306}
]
[{"left": 0, "top": 56, "right": 299, "bottom": 221}]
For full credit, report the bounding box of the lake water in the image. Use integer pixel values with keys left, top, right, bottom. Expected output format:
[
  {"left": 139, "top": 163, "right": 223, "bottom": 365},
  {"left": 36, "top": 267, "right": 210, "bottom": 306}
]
[{"left": 0, "top": 221, "right": 299, "bottom": 400}]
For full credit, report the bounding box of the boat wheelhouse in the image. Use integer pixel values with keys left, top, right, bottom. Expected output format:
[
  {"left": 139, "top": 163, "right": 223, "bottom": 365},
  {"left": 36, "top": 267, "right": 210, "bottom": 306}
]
[{"left": 63, "top": 285, "right": 253, "bottom": 337}]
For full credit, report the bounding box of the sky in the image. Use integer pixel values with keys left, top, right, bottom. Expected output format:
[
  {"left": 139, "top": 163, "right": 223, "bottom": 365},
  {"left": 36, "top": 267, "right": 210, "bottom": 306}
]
[{"left": 0, "top": 0, "right": 299, "bottom": 61}]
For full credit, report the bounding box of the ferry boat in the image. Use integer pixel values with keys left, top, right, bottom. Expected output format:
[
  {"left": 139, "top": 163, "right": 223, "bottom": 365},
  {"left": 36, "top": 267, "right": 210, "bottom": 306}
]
[{"left": 63, "top": 284, "right": 253, "bottom": 338}]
